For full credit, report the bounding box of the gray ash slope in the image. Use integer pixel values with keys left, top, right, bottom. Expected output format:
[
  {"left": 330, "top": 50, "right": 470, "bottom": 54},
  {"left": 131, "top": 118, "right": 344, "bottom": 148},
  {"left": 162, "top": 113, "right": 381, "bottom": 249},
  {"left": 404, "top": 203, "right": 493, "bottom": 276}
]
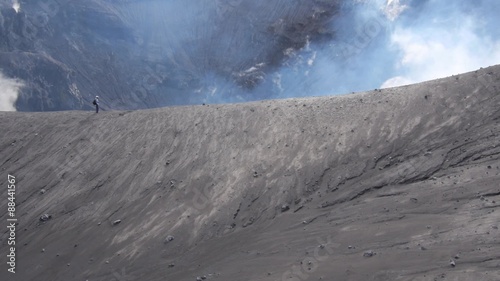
[{"left": 0, "top": 65, "right": 500, "bottom": 280}]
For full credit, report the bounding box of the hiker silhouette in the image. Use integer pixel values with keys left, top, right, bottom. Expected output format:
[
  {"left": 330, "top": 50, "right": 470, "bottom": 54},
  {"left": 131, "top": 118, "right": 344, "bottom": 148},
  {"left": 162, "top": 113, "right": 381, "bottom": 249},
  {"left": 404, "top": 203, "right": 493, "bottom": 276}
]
[{"left": 93, "top": 96, "right": 99, "bottom": 113}]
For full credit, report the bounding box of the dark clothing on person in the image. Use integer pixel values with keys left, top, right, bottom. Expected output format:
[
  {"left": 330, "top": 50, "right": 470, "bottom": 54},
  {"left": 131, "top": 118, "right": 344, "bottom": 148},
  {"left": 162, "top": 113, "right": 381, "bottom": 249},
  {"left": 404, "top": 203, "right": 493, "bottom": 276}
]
[{"left": 93, "top": 98, "right": 99, "bottom": 113}]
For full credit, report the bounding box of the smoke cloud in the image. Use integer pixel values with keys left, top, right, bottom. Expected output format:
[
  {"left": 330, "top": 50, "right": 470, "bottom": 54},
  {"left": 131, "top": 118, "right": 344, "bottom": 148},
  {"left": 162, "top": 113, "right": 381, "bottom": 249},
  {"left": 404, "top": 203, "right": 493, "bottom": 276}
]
[
  {"left": 0, "top": 72, "right": 23, "bottom": 111},
  {"left": 8, "top": 0, "right": 498, "bottom": 109},
  {"left": 116, "top": 0, "right": 500, "bottom": 104}
]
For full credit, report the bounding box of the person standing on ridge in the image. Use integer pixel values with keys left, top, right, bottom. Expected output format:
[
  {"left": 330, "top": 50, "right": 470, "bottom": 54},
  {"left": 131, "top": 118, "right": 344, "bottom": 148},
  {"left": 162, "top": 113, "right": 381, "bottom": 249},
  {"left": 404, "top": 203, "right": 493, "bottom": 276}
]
[{"left": 93, "top": 96, "right": 99, "bottom": 113}]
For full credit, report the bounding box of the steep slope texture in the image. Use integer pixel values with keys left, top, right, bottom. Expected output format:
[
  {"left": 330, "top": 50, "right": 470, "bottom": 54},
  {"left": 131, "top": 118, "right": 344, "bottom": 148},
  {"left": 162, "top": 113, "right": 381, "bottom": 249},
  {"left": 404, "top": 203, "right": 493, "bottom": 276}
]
[{"left": 0, "top": 65, "right": 500, "bottom": 281}]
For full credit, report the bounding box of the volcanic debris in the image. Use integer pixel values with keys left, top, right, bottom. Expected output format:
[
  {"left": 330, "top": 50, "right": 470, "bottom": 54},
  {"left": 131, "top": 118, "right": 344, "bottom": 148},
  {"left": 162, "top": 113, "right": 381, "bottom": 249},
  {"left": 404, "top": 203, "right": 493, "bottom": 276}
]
[
  {"left": 281, "top": 204, "right": 290, "bottom": 212},
  {"left": 165, "top": 235, "right": 175, "bottom": 244},
  {"left": 363, "top": 250, "right": 376, "bottom": 257},
  {"left": 39, "top": 214, "right": 52, "bottom": 222}
]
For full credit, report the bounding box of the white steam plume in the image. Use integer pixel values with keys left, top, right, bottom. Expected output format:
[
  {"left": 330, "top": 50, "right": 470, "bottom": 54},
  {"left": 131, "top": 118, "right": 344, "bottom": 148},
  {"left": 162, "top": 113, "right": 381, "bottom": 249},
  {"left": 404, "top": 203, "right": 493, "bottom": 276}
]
[
  {"left": 269, "top": 0, "right": 500, "bottom": 96},
  {"left": 0, "top": 72, "right": 23, "bottom": 111},
  {"left": 12, "top": 0, "right": 20, "bottom": 13},
  {"left": 381, "top": 0, "right": 500, "bottom": 88}
]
